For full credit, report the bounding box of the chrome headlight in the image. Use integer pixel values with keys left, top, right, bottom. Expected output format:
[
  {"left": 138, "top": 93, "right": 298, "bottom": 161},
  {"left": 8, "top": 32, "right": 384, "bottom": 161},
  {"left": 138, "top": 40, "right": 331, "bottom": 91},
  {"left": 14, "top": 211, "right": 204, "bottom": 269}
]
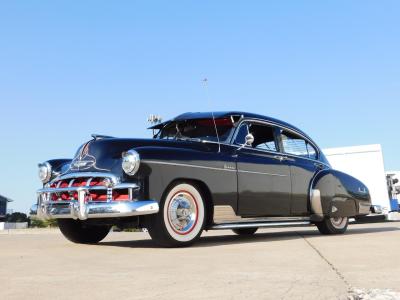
[
  {"left": 122, "top": 150, "right": 140, "bottom": 176},
  {"left": 38, "top": 162, "right": 52, "bottom": 183}
]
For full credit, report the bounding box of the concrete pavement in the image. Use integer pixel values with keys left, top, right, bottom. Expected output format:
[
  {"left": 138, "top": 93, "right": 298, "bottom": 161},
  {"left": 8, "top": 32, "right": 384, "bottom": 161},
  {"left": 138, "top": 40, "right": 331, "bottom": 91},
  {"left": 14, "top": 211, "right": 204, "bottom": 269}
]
[{"left": 1, "top": 222, "right": 399, "bottom": 299}]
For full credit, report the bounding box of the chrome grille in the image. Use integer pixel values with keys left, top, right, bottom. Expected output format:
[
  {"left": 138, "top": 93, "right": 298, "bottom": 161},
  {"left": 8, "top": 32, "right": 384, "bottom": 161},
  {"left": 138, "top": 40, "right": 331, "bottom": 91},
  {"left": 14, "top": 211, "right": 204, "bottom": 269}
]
[{"left": 39, "top": 172, "right": 138, "bottom": 202}]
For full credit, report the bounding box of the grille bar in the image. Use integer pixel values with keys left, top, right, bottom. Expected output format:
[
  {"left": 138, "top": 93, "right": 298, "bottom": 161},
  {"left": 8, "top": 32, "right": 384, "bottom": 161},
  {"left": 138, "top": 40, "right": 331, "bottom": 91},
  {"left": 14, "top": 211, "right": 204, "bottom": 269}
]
[{"left": 40, "top": 173, "right": 138, "bottom": 202}]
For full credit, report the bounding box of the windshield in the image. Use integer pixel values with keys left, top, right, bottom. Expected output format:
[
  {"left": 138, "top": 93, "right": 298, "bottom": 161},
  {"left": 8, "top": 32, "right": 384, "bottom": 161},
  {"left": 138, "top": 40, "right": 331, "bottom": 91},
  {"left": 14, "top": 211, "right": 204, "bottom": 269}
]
[{"left": 155, "top": 118, "right": 235, "bottom": 143}]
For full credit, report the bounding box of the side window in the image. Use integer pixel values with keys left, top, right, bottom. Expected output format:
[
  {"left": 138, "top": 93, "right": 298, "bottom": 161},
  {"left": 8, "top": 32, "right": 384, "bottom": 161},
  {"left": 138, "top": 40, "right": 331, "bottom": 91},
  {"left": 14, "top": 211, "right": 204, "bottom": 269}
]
[
  {"left": 307, "top": 143, "right": 317, "bottom": 160},
  {"left": 234, "top": 122, "right": 277, "bottom": 152},
  {"left": 251, "top": 124, "right": 277, "bottom": 151},
  {"left": 234, "top": 123, "right": 249, "bottom": 145},
  {"left": 281, "top": 130, "right": 317, "bottom": 159}
]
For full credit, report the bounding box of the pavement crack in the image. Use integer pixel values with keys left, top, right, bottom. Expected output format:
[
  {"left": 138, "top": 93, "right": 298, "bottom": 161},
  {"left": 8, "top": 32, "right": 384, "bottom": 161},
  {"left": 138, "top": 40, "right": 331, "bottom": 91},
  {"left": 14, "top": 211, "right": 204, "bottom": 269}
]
[{"left": 296, "top": 232, "right": 351, "bottom": 289}]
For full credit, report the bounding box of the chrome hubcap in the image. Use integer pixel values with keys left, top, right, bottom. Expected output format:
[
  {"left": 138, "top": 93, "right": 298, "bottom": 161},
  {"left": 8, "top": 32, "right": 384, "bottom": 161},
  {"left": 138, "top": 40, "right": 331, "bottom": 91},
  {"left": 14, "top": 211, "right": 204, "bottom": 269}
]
[
  {"left": 167, "top": 192, "right": 198, "bottom": 234},
  {"left": 331, "top": 217, "right": 347, "bottom": 229}
]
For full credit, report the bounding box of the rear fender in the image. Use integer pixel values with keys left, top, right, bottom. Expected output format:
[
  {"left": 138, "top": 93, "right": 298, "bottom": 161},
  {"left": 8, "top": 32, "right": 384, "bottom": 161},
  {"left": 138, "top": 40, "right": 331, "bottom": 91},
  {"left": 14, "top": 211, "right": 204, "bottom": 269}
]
[{"left": 310, "top": 169, "right": 370, "bottom": 220}]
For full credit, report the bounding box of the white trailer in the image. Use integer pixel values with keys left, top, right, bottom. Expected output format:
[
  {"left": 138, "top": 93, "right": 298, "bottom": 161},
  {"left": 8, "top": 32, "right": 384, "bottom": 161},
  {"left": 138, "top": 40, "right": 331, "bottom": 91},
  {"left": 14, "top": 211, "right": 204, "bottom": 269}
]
[{"left": 323, "top": 144, "right": 391, "bottom": 212}]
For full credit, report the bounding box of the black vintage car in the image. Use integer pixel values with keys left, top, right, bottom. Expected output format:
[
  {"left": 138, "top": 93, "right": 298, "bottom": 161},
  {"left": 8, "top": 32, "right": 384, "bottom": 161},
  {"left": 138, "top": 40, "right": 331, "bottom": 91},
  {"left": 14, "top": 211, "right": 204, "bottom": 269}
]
[{"left": 31, "top": 112, "right": 371, "bottom": 247}]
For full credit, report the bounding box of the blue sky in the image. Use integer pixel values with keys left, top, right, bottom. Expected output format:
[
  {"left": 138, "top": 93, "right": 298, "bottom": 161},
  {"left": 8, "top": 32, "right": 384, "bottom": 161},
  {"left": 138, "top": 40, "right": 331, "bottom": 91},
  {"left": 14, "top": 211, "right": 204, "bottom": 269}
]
[{"left": 0, "top": 1, "right": 399, "bottom": 212}]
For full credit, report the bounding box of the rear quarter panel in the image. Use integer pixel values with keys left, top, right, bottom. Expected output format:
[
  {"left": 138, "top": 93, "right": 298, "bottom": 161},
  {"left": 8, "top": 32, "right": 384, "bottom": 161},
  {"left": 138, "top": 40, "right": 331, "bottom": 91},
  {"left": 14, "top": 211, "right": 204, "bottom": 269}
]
[{"left": 313, "top": 169, "right": 371, "bottom": 218}]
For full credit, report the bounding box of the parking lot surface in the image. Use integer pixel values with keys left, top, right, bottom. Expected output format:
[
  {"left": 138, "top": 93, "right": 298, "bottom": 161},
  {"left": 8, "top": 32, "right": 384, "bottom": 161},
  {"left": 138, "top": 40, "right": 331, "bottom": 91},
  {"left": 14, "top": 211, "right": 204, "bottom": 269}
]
[{"left": 1, "top": 222, "right": 399, "bottom": 300}]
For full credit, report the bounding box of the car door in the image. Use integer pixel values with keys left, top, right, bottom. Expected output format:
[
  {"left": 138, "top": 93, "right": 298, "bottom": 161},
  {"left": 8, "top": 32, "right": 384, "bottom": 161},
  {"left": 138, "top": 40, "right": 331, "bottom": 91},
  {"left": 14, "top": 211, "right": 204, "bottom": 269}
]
[
  {"left": 235, "top": 121, "right": 292, "bottom": 217},
  {"left": 277, "top": 129, "right": 325, "bottom": 216}
]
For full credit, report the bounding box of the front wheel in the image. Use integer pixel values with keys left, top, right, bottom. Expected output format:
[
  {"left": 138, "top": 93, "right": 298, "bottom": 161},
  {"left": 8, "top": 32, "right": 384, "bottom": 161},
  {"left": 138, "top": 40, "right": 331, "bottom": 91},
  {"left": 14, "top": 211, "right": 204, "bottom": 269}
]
[
  {"left": 146, "top": 182, "right": 205, "bottom": 247},
  {"left": 316, "top": 217, "right": 349, "bottom": 235},
  {"left": 58, "top": 219, "right": 111, "bottom": 244}
]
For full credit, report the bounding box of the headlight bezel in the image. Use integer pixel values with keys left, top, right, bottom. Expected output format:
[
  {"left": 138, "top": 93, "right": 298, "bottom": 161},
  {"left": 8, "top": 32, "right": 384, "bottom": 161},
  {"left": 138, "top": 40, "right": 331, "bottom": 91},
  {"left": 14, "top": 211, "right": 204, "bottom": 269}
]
[
  {"left": 38, "top": 162, "right": 52, "bottom": 183},
  {"left": 122, "top": 149, "right": 140, "bottom": 176}
]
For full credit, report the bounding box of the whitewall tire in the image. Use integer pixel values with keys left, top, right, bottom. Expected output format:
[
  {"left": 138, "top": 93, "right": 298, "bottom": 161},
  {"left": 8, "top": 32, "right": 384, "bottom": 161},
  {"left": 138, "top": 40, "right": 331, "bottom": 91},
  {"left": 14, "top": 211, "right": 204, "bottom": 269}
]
[{"left": 146, "top": 182, "right": 205, "bottom": 247}]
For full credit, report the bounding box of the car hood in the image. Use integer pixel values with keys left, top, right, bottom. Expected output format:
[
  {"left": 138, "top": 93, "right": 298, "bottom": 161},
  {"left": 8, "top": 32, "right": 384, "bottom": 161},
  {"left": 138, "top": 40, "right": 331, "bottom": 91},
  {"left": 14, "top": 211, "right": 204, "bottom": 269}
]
[{"left": 68, "top": 137, "right": 212, "bottom": 174}]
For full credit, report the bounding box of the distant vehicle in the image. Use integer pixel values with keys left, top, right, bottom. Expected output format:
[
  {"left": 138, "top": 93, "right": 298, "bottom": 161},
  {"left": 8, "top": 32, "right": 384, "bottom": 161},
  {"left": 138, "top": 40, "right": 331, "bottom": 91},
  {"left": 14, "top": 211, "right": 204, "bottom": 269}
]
[{"left": 31, "top": 112, "right": 372, "bottom": 247}]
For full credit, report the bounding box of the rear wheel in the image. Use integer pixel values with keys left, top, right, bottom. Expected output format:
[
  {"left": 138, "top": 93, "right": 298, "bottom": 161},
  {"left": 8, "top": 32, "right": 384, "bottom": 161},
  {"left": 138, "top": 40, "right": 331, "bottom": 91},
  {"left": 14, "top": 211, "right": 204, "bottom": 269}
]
[
  {"left": 146, "top": 182, "right": 205, "bottom": 247},
  {"left": 316, "top": 217, "right": 348, "bottom": 235},
  {"left": 232, "top": 228, "right": 258, "bottom": 235},
  {"left": 58, "top": 219, "right": 111, "bottom": 244}
]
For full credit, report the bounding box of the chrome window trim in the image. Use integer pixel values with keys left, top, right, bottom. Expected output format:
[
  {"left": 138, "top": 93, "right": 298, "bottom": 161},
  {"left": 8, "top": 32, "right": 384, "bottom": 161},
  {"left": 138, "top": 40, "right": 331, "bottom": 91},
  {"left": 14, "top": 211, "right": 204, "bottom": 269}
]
[
  {"left": 230, "top": 118, "right": 330, "bottom": 168},
  {"left": 279, "top": 128, "right": 317, "bottom": 160}
]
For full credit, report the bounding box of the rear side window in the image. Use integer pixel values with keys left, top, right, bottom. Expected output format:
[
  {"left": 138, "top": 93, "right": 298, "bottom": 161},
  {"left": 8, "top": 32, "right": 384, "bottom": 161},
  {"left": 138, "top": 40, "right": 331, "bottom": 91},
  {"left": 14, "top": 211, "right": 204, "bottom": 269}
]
[{"left": 280, "top": 130, "right": 318, "bottom": 159}]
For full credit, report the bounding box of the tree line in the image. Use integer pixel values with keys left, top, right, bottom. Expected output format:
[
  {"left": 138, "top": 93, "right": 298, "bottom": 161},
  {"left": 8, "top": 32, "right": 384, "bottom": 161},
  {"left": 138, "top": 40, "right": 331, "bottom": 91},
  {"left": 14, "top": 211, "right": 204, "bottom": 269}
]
[{"left": 3, "top": 212, "right": 58, "bottom": 228}]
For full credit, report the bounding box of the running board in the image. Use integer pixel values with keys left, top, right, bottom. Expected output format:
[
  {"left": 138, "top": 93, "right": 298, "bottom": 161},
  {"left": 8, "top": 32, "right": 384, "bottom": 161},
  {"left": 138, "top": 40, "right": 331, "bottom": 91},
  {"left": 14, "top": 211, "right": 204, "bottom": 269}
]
[{"left": 210, "top": 220, "right": 311, "bottom": 230}]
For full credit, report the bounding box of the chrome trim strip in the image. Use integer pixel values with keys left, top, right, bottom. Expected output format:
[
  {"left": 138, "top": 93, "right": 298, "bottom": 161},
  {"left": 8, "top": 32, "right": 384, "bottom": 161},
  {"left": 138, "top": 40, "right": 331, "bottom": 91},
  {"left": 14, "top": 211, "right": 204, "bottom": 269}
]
[
  {"left": 143, "top": 160, "right": 286, "bottom": 176},
  {"left": 310, "top": 189, "right": 323, "bottom": 217},
  {"left": 211, "top": 220, "right": 310, "bottom": 230},
  {"left": 213, "top": 206, "right": 311, "bottom": 226},
  {"left": 142, "top": 160, "right": 237, "bottom": 172},
  {"left": 237, "top": 170, "right": 287, "bottom": 177},
  {"left": 359, "top": 201, "right": 371, "bottom": 215}
]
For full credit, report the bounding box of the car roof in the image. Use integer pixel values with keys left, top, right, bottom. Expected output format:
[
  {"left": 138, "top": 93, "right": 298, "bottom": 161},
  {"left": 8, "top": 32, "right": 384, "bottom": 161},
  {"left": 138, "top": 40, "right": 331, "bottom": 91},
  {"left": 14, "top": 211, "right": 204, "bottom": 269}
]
[{"left": 150, "top": 111, "right": 311, "bottom": 137}]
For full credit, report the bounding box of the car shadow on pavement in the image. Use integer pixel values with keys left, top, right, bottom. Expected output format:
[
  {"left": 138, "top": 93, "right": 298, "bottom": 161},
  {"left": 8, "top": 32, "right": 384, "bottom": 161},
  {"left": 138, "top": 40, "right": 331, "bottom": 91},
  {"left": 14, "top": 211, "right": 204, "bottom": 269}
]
[{"left": 99, "top": 225, "right": 400, "bottom": 249}]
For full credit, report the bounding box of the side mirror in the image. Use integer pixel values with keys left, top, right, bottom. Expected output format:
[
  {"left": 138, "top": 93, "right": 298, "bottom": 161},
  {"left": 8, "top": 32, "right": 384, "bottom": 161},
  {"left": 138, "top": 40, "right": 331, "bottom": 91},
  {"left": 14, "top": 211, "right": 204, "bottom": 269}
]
[
  {"left": 245, "top": 133, "right": 254, "bottom": 146},
  {"left": 393, "top": 179, "right": 399, "bottom": 185}
]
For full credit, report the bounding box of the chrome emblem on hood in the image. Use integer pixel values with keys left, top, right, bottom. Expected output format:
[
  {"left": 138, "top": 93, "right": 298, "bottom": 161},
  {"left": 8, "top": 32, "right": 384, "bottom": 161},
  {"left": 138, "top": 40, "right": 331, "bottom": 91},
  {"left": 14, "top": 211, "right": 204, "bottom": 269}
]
[{"left": 71, "top": 140, "right": 97, "bottom": 170}]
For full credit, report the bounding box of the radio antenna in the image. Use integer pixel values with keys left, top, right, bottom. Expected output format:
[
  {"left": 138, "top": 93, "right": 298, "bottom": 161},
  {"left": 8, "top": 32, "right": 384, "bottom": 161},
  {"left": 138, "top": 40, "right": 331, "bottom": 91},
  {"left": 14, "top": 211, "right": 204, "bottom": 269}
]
[{"left": 202, "top": 78, "right": 221, "bottom": 153}]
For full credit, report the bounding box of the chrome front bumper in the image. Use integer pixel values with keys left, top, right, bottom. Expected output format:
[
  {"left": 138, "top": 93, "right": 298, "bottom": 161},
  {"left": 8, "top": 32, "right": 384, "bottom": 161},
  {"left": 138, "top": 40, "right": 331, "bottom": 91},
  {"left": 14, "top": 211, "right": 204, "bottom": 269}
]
[
  {"left": 30, "top": 200, "right": 159, "bottom": 220},
  {"left": 30, "top": 178, "right": 159, "bottom": 220}
]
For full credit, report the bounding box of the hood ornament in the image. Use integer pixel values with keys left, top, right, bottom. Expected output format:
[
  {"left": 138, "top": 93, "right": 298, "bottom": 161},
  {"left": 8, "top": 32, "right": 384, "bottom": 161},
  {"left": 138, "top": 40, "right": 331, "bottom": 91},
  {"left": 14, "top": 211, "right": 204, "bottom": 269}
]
[{"left": 70, "top": 140, "right": 108, "bottom": 171}]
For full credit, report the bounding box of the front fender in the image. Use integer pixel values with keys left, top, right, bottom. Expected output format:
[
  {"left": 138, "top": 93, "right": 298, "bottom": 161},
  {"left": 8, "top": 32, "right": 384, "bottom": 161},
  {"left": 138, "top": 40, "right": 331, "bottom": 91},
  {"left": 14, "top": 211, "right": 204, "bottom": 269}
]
[{"left": 134, "top": 146, "right": 238, "bottom": 211}]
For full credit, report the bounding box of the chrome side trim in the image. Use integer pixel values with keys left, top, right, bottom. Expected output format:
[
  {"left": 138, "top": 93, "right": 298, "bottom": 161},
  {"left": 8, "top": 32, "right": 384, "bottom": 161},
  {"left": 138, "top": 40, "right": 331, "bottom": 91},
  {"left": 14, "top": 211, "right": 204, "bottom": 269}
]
[
  {"left": 214, "top": 205, "right": 241, "bottom": 223},
  {"left": 310, "top": 189, "right": 323, "bottom": 217},
  {"left": 359, "top": 201, "right": 372, "bottom": 215},
  {"left": 211, "top": 220, "right": 310, "bottom": 230},
  {"left": 237, "top": 170, "right": 287, "bottom": 177},
  {"left": 142, "top": 160, "right": 237, "bottom": 172},
  {"left": 213, "top": 205, "right": 310, "bottom": 223},
  {"left": 143, "top": 160, "right": 286, "bottom": 176}
]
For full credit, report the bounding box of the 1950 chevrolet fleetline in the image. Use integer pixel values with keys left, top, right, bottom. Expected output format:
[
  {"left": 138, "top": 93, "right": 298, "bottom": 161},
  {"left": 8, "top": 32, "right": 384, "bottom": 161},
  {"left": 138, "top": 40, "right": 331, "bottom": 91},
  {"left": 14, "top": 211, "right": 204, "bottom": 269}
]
[{"left": 31, "top": 112, "right": 372, "bottom": 247}]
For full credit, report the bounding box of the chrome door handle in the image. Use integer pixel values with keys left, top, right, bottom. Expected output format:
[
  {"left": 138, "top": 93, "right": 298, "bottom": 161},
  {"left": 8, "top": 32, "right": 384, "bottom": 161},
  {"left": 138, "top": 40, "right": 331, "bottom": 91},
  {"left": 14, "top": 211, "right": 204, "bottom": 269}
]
[{"left": 273, "top": 155, "right": 287, "bottom": 162}]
